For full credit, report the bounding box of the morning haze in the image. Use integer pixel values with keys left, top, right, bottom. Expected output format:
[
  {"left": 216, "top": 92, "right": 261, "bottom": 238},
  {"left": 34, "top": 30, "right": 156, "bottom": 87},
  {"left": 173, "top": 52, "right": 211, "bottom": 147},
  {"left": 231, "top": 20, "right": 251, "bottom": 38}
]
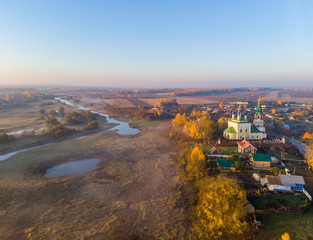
[{"left": 0, "top": 1, "right": 313, "bottom": 240}]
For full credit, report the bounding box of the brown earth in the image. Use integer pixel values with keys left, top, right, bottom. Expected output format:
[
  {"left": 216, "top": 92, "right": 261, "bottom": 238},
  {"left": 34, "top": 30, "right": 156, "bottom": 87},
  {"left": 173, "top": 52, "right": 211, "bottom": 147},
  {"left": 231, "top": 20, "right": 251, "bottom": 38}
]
[{"left": 0, "top": 120, "right": 189, "bottom": 239}]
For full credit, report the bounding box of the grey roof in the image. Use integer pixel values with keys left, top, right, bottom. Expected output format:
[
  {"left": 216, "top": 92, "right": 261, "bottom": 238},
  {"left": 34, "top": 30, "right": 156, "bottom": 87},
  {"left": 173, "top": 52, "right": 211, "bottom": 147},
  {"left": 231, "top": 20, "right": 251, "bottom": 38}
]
[{"left": 280, "top": 174, "right": 305, "bottom": 186}]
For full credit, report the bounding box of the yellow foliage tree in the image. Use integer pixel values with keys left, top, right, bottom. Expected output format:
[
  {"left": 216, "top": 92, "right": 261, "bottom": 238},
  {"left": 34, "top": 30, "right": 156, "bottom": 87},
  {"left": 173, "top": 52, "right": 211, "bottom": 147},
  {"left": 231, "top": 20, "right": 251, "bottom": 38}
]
[
  {"left": 217, "top": 117, "right": 227, "bottom": 132},
  {"left": 278, "top": 99, "right": 283, "bottom": 105},
  {"left": 272, "top": 108, "right": 277, "bottom": 114},
  {"left": 303, "top": 132, "right": 311, "bottom": 140},
  {"left": 219, "top": 102, "right": 224, "bottom": 109},
  {"left": 172, "top": 113, "right": 187, "bottom": 127},
  {"left": 281, "top": 232, "right": 290, "bottom": 240},
  {"left": 191, "top": 110, "right": 202, "bottom": 118},
  {"left": 306, "top": 144, "right": 313, "bottom": 169},
  {"left": 155, "top": 99, "right": 164, "bottom": 108},
  {"left": 193, "top": 175, "right": 248, "bottom": 239},
  {"left": 185, "top": 146, "right": 206, "bottom": 181}
]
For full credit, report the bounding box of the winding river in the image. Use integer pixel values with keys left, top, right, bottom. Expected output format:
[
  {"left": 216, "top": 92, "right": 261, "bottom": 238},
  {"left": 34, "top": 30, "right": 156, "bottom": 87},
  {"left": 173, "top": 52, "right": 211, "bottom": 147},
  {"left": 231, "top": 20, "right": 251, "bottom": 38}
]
[
  {"left": 0, "top": 97, "right": 140, "bottom": 161},
  {"left": 55, "top": 97, "right": 140, "bottom": 135}
]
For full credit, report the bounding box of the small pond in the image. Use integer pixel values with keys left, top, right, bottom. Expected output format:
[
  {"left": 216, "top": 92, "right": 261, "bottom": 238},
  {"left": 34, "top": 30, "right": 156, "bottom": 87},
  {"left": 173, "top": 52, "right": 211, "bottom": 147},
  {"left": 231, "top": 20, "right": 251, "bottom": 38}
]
[{"left": 45, "top": 158, "right": 100, "bottom": 178}]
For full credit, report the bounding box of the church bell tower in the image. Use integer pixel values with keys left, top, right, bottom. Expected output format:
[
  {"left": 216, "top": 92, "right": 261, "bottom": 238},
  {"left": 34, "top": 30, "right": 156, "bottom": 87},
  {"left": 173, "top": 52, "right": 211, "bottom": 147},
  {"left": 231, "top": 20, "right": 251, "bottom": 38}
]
[{"left": 253, "top": 97, "right": 265, "bottom": 132}]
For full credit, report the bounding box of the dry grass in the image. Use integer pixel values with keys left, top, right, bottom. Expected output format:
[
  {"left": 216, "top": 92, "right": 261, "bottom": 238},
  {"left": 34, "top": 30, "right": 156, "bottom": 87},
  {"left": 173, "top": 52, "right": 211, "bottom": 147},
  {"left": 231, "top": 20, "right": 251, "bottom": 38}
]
[
  {"left": 103, "top": 99, "right": 136, "bottom": 108},
  {"left": 0, "top": 120, "right": 189, "bottom": 239},
  {"left": 139, "top": 91, "right": 262, "bottom": 106},
  {"left": 263, "top": 91, "right": 313, "bottom": 104}
]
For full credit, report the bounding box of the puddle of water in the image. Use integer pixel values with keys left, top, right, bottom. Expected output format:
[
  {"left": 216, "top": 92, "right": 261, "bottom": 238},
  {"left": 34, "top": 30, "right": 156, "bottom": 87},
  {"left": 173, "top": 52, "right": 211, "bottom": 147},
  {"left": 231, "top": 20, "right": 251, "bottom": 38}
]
[{"left": 45, "top": 158, "right": 100, "bottom": 178}]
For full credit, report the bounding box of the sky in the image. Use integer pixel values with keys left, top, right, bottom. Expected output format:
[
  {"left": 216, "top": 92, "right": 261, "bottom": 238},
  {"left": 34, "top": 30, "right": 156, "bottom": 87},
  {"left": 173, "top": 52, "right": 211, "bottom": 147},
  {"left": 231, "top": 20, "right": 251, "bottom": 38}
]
[{"left": 0, "top": 0, "right": 312, "bottom": 88}]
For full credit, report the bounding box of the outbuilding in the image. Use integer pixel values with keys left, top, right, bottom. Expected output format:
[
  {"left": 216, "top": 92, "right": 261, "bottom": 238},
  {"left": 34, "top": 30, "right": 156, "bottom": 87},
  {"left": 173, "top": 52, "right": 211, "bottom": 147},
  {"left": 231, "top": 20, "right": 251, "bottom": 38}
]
[
  {"left": 249, "top": 153, "right": 272, "bottom": 170},
  {"left": 217, "top": 159, "right": 235, "bottom": 171}
]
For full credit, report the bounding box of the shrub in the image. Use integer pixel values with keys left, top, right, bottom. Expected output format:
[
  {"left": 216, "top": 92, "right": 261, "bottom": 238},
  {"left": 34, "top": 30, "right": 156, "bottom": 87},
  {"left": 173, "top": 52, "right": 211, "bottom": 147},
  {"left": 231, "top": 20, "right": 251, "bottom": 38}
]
[
  {"left": 86, "top": 121, "right": 99, "bottom": 130},
  {"left": 0, "top": 133, "right": 9, "bottom": 143}
]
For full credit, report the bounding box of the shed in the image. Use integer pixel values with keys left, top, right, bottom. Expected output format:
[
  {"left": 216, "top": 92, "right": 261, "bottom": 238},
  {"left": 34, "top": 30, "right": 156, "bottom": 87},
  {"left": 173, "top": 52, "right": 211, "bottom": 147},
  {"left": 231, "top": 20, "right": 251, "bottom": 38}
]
[
  {"left": 243, "top": 202, "right": 255, "bottom": 214},
  {"left": 210, "top": 147, "right": 220, "bottom": 155},
  {"left": 217, "top": 159, "right": 234, "bottom": 171}
]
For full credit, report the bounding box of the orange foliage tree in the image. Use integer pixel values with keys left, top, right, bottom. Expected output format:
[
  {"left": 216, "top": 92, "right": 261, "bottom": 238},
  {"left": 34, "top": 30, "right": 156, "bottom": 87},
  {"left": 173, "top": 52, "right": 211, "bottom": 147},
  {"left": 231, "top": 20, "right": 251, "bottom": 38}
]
[{"left": 303, "top": 132, "right": 311, "bottom": 140}]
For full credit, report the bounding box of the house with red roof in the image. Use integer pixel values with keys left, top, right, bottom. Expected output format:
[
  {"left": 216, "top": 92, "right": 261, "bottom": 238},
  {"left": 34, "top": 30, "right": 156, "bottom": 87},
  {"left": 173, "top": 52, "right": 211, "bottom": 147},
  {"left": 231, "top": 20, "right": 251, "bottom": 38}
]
[{"left": 237, "top": 139, "right": 257, "bottom": 155}]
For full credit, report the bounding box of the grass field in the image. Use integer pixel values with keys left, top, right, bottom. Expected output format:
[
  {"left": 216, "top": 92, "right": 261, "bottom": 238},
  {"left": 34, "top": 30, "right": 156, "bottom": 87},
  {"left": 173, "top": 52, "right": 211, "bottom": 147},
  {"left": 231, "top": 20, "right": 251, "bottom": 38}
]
[
  {"left": 256, "top": 177, "right": 313, "bottom": 240},
  {"left": 252, "top": 193, "right": 305, "bottom": 210}
]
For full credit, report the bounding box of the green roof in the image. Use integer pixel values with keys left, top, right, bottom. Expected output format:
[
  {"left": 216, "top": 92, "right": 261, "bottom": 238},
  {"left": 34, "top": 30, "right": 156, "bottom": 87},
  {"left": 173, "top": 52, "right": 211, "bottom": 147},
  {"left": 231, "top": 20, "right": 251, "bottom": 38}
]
[
  {"left": 250, "top": 153, "right": 272, "bottom": 162},
  {"left": 217, "top": 159, "right": 234, "bottom": 168},
  {"left": 251, "top": 126, "right": 263, "bottom": 133},
  {"left": 255, "top": 98, "right": 263, "bottom": 115},
  {"left": 224, "top": 127, "right": 236, "bottom": 133}
]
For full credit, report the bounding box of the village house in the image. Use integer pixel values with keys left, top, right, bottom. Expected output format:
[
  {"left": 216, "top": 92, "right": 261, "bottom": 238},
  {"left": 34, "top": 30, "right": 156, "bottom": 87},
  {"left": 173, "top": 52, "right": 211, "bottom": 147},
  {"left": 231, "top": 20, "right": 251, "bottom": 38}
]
[
  {"left": 217, "top": 159, "right": 235, "bottom": 171},
  {"left": 249, "top": 153, "right": 272, "bottom": 170},
  {"left": 265, "top": 174, "right": 305, "bottom": 192},
  {"left": 210, "top": 147, "right": 220, "bottom": 155},
  {"left": 237, "top": 139, "right": 257, "bottom": 155}
]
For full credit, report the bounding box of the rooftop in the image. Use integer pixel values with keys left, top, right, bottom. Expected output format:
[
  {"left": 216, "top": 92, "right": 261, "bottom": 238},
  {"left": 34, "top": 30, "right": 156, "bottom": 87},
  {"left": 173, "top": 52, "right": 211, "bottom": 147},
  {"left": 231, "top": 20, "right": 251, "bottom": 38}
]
[
  {"left": 237, "top": 139, "right": 256, "bottom": 149},
  {"left": 250, "top": 153, "right": 272, "bottom": 162},
  {"left": 266, "top": 175, "right": 282, "bottom": 185},
  {"left": 217, "top": 159, "right": 234, "bottom": 168},
  {"left": 224, "top": 127, "right": 236, "bottom": 133},
  {"left": 251, "top": 126, "right": 263, "bottom": 133},
  {"left": 280, "top": 174, "right": 305, "bottom": 186}
]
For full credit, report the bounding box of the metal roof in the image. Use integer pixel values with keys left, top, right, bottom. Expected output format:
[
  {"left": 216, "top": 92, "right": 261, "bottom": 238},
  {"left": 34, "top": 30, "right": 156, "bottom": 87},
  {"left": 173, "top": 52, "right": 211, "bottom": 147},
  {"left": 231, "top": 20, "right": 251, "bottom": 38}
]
[
  {"left": 237, "top": 139, "right": 256, "bottom": 149},
  {"left": 224, "top": 127, "right": 236, "bottom": 133},
  {"left": 250, "top": 153, "right": 272, "bottom": 162},
  {"left": 280, "top": 174, "right": 305, "bottom": 186},
  {"left": 217, "top": 159, "right": 234, "bottom": 168}
]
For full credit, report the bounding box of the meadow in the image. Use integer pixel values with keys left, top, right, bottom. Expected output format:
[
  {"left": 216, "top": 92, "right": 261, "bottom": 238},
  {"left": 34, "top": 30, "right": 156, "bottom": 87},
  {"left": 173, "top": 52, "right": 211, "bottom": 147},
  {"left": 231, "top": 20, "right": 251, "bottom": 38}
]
[{"left": 0, "top": 119, "right": 189, "bottom": 239}]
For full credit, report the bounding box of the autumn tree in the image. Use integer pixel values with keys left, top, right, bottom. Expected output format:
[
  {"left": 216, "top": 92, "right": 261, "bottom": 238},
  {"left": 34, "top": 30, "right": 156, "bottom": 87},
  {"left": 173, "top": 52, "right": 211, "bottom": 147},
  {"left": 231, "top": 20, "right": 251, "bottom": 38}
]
[
  {"left": 185, "top": 146, "right": 206, "bottom": 181},
  {"left": 49, "top": 123, "right": 69, "bottom": 138},
  {"left": 45, "top": 116, "right": 59, "bottom": 128},
  {"left": 219, "top": 102, "right": 224, "bottom": 109},
  {"left": 272, "top": 108, "right": 277, "bottom": 115},
  {"left": 0, "top": 133, "right": 9, "bottom": 143},
  {"left": 306, "top": 144, "right": 313, "bottom": 170},
  {"left": 38, "top": 108, "right": 45, "bottom": 115},
  {"left": 217, "top": 117, "right": 228, "bottom": 133},
  {"left": 86, "top": 120, "right": 99, "bottom": 130},
  {"left": 191, "top": 110, "right": 202, "bottom": 118},
  {"left": 281, "top": 232, "right": 290, "bottom": 240},
  {"left": 277, "top": 99, "right": 283, "bottom": 105},
  {"left": 303, "top": 132, "right": 311, "bottom": 140},
  {"left": 193, "top": 175, "right": 248, "bottom": 239},
  {"left": 172, "top": 113, "right": 187, "bottom": 127},
  {"left": 48, "top": 109, "right": 56, "bottom": 116}
]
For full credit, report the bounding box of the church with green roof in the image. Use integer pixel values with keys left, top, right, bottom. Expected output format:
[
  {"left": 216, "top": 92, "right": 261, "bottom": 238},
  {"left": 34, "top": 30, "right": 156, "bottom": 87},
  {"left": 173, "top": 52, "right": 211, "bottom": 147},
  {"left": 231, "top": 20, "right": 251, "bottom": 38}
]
[{"left": 223, "top": 98, "right": 267, "bottom": 140}]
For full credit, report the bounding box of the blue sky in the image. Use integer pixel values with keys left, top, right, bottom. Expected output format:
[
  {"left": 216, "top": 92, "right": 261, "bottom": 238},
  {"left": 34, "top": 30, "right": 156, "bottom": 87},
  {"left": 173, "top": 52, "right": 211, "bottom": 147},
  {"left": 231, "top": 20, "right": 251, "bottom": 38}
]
[{"left": 0, "top": 0, "right": 312, "bottom": 88}]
